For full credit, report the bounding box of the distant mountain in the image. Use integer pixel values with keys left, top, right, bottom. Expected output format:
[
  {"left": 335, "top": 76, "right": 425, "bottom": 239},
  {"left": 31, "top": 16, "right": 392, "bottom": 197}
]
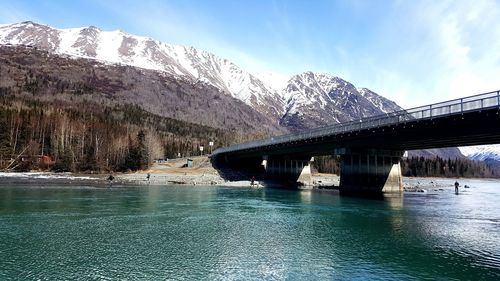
[
  {"left": 0, "top": 22, "right": 406, "bottom": 127},
  {"left": 0, "top": 21, "right": 285, "bottom": 120},
  {"left": 459, "top": 145, "right": 500, "bottom": 161},
  {"left": 459, "top": 145, "right": 500, "bottom": 175},
  {"left": 3, "top": 21, "right": 493, "bottom": 161},
  {"left": 0, "top": 22, "right": 406, "bottom": 130},
  {"left": 408, "top": 148, "right": 465, "bottom": 159},
  {"left": 279, "top": 71, "right": 402, "bottom": 132}
]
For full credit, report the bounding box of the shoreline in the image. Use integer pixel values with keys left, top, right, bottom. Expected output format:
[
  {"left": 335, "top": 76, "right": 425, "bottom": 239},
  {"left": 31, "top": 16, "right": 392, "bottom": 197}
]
[
  {"left": 0, "top": 170, "right": 494, "bottom": 191},
  {"left": 0, "top": 157, "right": 496, "bottom": 190}
]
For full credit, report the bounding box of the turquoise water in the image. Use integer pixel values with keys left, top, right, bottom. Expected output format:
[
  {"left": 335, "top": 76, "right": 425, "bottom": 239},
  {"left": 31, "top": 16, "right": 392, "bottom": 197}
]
[{"left": 0, "top": 181, "right": 499, "bottom": 280}]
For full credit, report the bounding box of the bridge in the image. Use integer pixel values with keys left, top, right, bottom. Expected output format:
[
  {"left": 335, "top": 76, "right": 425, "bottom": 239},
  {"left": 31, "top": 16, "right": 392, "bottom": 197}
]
[{"left": 212, "top": 90, "right": 500, "bottom": 195}]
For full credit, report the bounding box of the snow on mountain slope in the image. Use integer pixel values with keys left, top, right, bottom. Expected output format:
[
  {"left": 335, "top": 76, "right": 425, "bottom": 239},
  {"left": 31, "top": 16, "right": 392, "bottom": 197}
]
[
  {"left": 279, "top": 71, "right": 403, "bottom": 132},
  {"left": 358, "top": 88, "right": 401, "bottom": 114},
  {"left": 252, "top": 71, "right": 289, "bottom": 93},
  {"left": 459, "top": 145, "right": 500, "bottom": 161},
  {"left": 0, "top": 21, "right": 411, "bottom": 134},
  {"left": 0, "top": 21, "right": 285, "bottom": 119},
  {"left": 1, "top": 21, "right": 488, "bottom": 162}
]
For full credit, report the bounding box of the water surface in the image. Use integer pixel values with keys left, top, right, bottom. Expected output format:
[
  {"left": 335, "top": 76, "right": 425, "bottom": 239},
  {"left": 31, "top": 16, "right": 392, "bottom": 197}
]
[{"left": 0, "top": 180, "right": 499, "bottom": 280}]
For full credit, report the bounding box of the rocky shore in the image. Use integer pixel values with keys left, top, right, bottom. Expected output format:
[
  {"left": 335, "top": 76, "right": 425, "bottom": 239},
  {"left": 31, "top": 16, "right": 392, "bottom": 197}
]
[
  {"left": 0, "top": 156, "right": 486, "bottom": 191},
  {"left": 403, "top": 177, "right": 476, "bottom": 193},
  {"left": 115, "top": 156, "right": 256, "bottom": 187}
]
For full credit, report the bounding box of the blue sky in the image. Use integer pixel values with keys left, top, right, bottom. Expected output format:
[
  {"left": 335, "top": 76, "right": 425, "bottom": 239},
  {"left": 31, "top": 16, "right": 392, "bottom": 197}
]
[{"left": 0, "top": 0, "right": 499, "bottom": 107}]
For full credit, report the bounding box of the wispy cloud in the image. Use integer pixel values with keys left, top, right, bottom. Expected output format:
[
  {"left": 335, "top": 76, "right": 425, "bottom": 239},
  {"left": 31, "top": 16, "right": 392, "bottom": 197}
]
[{"left": 362, "top": 0, "right": 500, "bottom": 107}]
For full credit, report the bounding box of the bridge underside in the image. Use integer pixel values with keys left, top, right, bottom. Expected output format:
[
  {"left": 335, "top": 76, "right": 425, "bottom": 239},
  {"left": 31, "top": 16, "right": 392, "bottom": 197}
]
[
  {"left": 215, "top": 150, "right": 404, "bottom": 194},
  {"left": 216, "top": 154, "right": 314, "bottom": 187},
  {"left": 214, "top": 107, "right": 500, "bottom": 195},
  {"left": 264, "top": 156, "right": 314, "bottom": 187},
  {"left": 337, "top": 149, "right": 404, "bottom": 196}
]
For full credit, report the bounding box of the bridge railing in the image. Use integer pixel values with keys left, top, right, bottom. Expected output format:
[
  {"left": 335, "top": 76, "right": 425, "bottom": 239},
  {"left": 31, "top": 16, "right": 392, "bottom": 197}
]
[{"left": 213, "top": 90, "right": 500, "bottom": 155}]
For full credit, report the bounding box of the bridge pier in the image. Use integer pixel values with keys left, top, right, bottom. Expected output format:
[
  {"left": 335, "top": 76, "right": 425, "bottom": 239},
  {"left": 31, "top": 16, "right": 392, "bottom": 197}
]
[
  {"left": 264, "top": 156, "right": 314, "bottom": 187},
  {"left": 337, "top": 149, "right": 404, "bottom": 196}
]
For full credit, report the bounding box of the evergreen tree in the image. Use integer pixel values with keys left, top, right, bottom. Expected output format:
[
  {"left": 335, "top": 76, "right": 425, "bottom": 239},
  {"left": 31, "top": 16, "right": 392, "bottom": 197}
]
[
  {"left": 53, "top": 147, "right": 74, "bottom": 172},
  {"left": 123, "top": 130, "right": 149, "bottom": 171},
  {"left": 136, "top": 130, "right": 149, "bottom": 170}
]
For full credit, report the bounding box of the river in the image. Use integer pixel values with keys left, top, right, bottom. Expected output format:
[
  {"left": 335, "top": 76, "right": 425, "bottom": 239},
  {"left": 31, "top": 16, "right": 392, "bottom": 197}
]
[{"left": 0, "top": 179, "right": 499, "bottom": 280}]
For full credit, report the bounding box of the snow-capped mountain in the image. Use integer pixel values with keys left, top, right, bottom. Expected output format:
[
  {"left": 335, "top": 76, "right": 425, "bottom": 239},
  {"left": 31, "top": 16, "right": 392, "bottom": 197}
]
[
  {"left": 280, "top": 71, "right": 402, "bottom": 132},
  {"left": 0, "top": 21, "right": 285, "bottom": 119},
  {"left": 459, "top": 145, "right": 500, "bottom": 161},
  {"left": 2, "top": 21, "right": 494, "bottom": 161},
  {"left": 0, "top": 21, "right": 407, "bottom": 133},
  {"left": 0, "top": 21, "right": 407, "bottom": 128}
]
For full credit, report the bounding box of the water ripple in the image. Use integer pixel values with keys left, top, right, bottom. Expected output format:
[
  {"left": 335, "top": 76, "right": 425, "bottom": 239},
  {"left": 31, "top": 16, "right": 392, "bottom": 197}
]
[{"left": 0, "top": 183, "right": 499, "bottom": 280}]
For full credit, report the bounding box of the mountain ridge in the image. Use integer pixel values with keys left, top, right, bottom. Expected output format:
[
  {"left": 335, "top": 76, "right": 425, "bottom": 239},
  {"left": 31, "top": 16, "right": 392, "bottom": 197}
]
[
  {"left": 460, "top": 145, "right": 500, "bottom": 161},
  {"left": 0, "top": 21, "right": 286, "bottom": 121},
  {"left": 279, "top": 71, "right": 402, "bottom": 132},
  {"left": 0, "top": 21, "right": 399, "bottom": 127},
  {"left": 4, "top": 21, "right": 498, "bottom": 161},
  {"left": 0, "top": 45, "right": 286, "bottom": 136}
]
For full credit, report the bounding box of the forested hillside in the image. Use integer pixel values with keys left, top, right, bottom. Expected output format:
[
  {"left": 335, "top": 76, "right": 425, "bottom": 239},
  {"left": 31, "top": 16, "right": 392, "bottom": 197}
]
[
  {"left": 0, "top": 45, "right": 284, "bottom": 134},
  {"left": 0, "top": 45, "right": 279, "bottom": 172},
  {"left": 0, "top": 96, "right": 253, "bottom": 172}
]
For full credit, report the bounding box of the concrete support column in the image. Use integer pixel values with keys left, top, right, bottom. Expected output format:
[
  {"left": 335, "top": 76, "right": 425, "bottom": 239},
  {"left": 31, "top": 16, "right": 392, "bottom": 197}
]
[
  {"left": 337, "top": 149, "right": 404, "bottom": 195},
  {"left": 264, "top": 156, "right": 314, "bottom": 187},
  {"left": 297, "top": 157, "right": 314, "bottom": 187},
  {"left": 261, "top": 155, "right": 268, "bottom": 171}
]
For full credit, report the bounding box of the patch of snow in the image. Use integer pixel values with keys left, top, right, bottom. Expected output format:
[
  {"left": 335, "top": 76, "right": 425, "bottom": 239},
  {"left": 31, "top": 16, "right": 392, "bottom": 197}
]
[
  {"left": 0, "top": 172, "right": 98, "bottom": 180},
  {"left": 57, "top": 27, "right": 81, "bottom": 55},
  {"left": 459, "top": 145, "right": 500, "bottom": 161},
  {"left": 253, "top": 71, "right": 289, "bottom": 93},
  {"left": 95, "top": 30, "right": 123, "bottom": 62}
]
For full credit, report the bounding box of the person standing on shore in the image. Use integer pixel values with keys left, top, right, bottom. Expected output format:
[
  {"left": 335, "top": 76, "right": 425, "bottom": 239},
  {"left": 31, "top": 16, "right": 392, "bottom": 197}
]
[{"left": 107, "top": 174, "right": 115, "bottom": 187}]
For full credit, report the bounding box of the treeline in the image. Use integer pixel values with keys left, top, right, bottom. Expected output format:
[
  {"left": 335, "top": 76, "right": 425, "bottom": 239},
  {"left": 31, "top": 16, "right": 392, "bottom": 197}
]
[
  {"left": 0, "top": 95, "right": 241, "bottom": 172},
  {"left": 401, "top": 156, "right": 498, "bottom": 178},
  {"left": 312, "top": 155, "right": 499, "bottom": 178},
  {"left": 312, "top": 155, "right": 341, "bottom": 175}
]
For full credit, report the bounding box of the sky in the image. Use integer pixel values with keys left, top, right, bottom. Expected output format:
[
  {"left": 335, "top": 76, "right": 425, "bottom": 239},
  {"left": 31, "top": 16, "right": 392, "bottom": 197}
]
[{"left": 0, "top": 0, "right": 499, "bottom": 108}]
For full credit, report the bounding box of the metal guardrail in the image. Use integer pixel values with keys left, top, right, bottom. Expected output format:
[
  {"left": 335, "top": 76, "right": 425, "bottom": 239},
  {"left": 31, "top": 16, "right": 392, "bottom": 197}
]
[{"left": 213, "top": 90, "right": 500, "bottom": 155}]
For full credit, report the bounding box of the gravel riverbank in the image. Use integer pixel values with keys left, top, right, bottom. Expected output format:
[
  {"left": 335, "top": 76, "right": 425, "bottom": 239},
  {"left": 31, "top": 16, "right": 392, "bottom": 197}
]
[{"left": 0, "top": 156, "right": 491, "bottom": 191}]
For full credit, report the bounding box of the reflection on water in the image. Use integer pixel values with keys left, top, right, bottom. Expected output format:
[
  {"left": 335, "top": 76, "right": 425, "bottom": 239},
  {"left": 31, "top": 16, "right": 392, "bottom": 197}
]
[{"left": 0, "top": 182, "right": 499, "bottom": 280}]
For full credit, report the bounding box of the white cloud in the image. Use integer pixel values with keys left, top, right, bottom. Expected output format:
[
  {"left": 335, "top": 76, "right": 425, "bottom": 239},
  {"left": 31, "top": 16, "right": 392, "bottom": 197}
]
[
  {"left": 433, "top": 1, "right": 500, "bottom": 100},
  {"left": 368, "top": 0, "right": 500, "bottom": 107}
]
